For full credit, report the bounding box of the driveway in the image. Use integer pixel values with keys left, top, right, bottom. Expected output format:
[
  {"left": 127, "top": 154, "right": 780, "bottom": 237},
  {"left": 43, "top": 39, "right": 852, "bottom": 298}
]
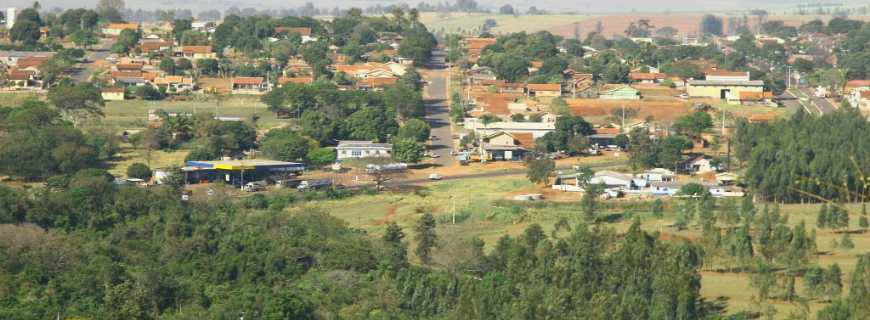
[{"left": 421, "top": 49, "right": 452, "bottom": 167}]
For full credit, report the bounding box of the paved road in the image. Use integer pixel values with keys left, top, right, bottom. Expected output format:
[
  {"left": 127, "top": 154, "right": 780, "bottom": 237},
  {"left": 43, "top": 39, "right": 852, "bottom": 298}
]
[
  {"left": 780, "top": 90, "right": 816, "bottom": 116},
  {"left": 383, "top": 160, "right": 628, "bottom": 187},
  {"left": 421, "top": 49, "right": 453, "bottom": 167},
  {"left": 70, "top": 38, "right": 115, "bottom": 82},
  {"left": 785, "top": 88, "right": 837, "bottom": 115},
  {"left": 800, "top": 88, "right": 837, "bottom": 114}
]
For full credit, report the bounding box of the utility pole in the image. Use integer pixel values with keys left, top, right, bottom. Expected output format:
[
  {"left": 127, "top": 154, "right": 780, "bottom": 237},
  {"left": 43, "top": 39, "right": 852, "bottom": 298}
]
[
  {"left": 621, "top": 104, "right": 626, "bottom": 132},
  {"left": 451, "top": 195, "right": 456, "bottom": 224}
]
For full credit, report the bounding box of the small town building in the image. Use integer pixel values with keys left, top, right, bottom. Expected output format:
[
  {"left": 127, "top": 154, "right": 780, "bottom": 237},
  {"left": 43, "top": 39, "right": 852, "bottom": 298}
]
[
  {"left": 467, "top": 66, "right": 498, "bottom": 84},
  {"left": 687, "top": 71, "right": 765, "bottom": 101},
  {"left": 179, "top": 160, "right": 305, "bottom": 186},
  {"left": 844, "top": 80, "right": 870, "bottom": 93},
  {"left": 848, "top": 90, "right": 870, "bottom": 110},
  {"left": 357, "top": 77, "right": 398, "bottom": 91},
  {"left": 139, "top": 40, "right": 174, "bottom": 54},
  {"left": 589, "top": 171, "right": 635, "bottom": 189},
  {"left": 715, "top": 172, "right": 739, "bottom": 185},
  {"left": 277, "top": 75, "right": 314, "bottom": 86},
  {"left": 179, "top": 46, "right": 216, "bottom": 59},
  {"left": 102, "top": 23, "right": 139, "bottom": 36},
  {"left": 231, "top": 77, "right": 267, "bottom": 94},
  {"left": 682, "top": 155, "right": 718, "bottom": 174},
  {"left": 526, "top": 83, "right": 561, "bottom": 98},
  {"left": 154, "top": 76, "right": 195, "bottom": 92},
  {"left": 629, "top": 72, "right": 666, "bottom": 84},
  {"left": 0, "top": 51, "right": 54, "bottom": 67},
  {"left": 650, "top": 181, "right": 682, "bottom": 196},
  {"left": 465, "top": 119, "right": 555, "bottom": 139},
  {"left": 479, "top": 80, "right": 526, "bottom": 94},
  {"left": 587, "top": 133, "right": 618, "bottom": 148},
  {"left": 5, "top": 69, "right": 39, "bottom": 89},
  {"left": 473, "top": 93, "right": 522, "bottom": 117},
  {"left": 464, "top": 37, "right": 497, "bottom": 63},
  {"left": 335, "top": 140, "right": 393, "bottom": 160},
  {"left": 599, "top": 84, "right": 640, "bottom": 100},
  {"left": 481, "top": 131, "right": 527, "bottom": 161},
  {"left": 638, "top": 168, "right": 676, "bottom": 182},
  {"left": 334, "top": 62, "right": 406, "bottom": 79},
  {"left": 115, "top": 63, "right": 144, "bottom": 72},
  {"left": 275, "top": 27, "right": 317, "bottom": 43},
  {"left": 738, "top": 91, "right": 774, "bottom": 105},
  {"left": 101, "top": 87, "right": 126, "bottom": 101}
]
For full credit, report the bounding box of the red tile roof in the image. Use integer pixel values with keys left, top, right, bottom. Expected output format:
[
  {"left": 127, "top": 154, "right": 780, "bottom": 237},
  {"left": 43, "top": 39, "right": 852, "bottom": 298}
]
[
  {"left": 464, "top": 38, "right": 497, "bottom": 50},
  {"left": 105, "top": 23, "right": 139, "bottom": 30},
  {"left": 846, "top": 80, "right": 870, "bottom": 88},
  {"left": 526, "top": 83, "right": 561, "bottom": 92},
  {"left": 629, "top": 72, "right": 666, "bottom": 81},
  {"left": 181, "top": 46, "right": 212, "bottom": 54},
  {"left": 359, "top": 77, "right": 398, "bottom": 88},
  {"left": 140, "top": 41, "right": 173, "bottom": 52},
  {"left": 277, "top": 76, "right": 314, "bottom": 85},
  {"left": 276, "top": 27, "right": 312, "bottom": 37},
  {"left": 110, "top": 71, "right": 144, "bottom": 79},
  {"left": 16, "top": 56, "right": 50, "bottom": 69},
  {"left": 476, "top": 93, "right": 521, "bottom": 115},
  {"left": 116, "top": 63, "right": 143, "bottom": 71},
  {"left": 707, "top": 71, "right": 749, "bottom": 77},
  {"left": 513, "top": 133, "right": 535, "bottom": 148},
  {"left": 739, "top": 91, "right": 773, "bottom": 101},
  {"left": 7, "top": 70, "right": 33, "bottom": 81},
  {"left": 232, "top": 77, "right": 264, "bottom": 85},
  {"left": 595, "top": 127, "right": 621, "bottom": 135}
]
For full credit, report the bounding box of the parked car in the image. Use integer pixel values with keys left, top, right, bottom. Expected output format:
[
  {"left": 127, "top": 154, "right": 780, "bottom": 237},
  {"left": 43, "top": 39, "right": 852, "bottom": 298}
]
[
  {"left": 243, "top": 181, "right": 267, "bottom": 192},
  {"left": 297, "top": 179, "right": 332, "bottom": 191},
  {"left": 428, "top": 173, "right": 443, "bottom": 180}
]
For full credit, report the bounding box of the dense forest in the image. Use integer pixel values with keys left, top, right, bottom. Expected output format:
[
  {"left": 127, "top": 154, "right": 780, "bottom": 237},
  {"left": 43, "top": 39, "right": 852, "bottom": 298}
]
[
  {"left": 733, "top": 109, "right": 870, "bottom": 203},
  {"left": 0, "top": 170, "right": 710, "bottom": 319}
]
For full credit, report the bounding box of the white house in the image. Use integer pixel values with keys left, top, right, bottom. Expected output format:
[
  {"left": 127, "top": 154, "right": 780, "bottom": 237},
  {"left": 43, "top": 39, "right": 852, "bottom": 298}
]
[
  {"left": 683, "top": 155, "right": 717, "bottom": 174},
  {"left": 336, "top": 141, "right": 393, "bottom": 160},
  {"left": 589, "top": 171, "right": 635, "bottom": 189},
  {"left": 464, "top": 120, "right": 555, "bottom": 139},
  {"left": 650, "top": 181, "right": 682, "bottom": 196}
]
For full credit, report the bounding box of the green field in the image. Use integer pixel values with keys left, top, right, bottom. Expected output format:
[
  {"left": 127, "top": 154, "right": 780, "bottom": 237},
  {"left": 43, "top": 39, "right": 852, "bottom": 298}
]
[
  {"left": 97, "top": 96, "right": 289, "bottom": 132},
  {"left": 0, "top": 92, "right": 290, "bottom": 132},
  {"left": 286, "top": 175, "right": 870, "bottom": 318},
  {"left": 419, "top": 12, "right": 594, "bottom": 35}
]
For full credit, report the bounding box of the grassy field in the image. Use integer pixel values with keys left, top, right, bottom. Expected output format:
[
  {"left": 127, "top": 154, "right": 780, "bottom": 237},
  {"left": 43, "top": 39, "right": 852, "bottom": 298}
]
[
  {"left": 419, "top": 12, "right": 595, "bottom": 35},
  {"left": 96, "top": 96, "right": 289, "bottom": 132},
  {"left": 0, "top": 92, "right": 46, "bottom": 106},
  {"left": 285, "top": 174, "right": 869, "bottom": 318},
  {"left": 106, "top": 143, "right": 190, "bottom": 176}
]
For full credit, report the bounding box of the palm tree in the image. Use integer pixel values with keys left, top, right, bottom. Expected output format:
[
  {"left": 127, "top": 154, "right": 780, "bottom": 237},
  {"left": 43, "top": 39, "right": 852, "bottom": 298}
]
[
  {"left": 164, "top": 115, "right": 194, "bottom": 145},
  {"left": 478, "top": 114, "right": 499, "bottom": 162}
]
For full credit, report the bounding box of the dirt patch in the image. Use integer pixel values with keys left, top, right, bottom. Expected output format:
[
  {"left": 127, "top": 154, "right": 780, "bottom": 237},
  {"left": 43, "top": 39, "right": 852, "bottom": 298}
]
[{"left": 375, "top": 205, "right": 399, "bottom": 226}]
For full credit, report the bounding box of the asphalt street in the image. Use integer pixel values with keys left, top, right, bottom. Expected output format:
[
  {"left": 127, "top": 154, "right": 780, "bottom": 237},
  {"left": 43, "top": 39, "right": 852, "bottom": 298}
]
[
  {"left": 70, "top": 38, "right": 115, "bottom": 82},
  {"left": 421, "top": 49, "right": 453, "bottom": 167}
]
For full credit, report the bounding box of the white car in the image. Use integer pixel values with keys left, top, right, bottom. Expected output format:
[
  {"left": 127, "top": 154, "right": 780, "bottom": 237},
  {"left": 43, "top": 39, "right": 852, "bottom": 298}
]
[{"left": 428, "top": 173, "right": 443, "bottom": 180}]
